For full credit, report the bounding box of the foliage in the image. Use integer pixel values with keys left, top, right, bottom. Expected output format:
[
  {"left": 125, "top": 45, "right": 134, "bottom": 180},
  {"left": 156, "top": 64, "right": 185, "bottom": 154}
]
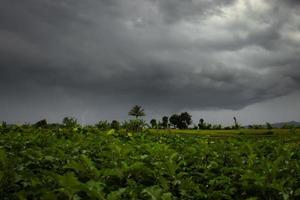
[
  {"left": 266, "top": 122, "right": 273, "bottom": 130},
  {"left": 110, "top": 120, "right": 120, "bottom": 130},
  {"left": 96, "top": 121, "right": 110, "bottom": 131},
  {"left": 0, "top": 125, "right": 299, "bottom": 199},
  {"left": 34, "top": 119, "right": 48, "bottom": 128},
  {"left": 212, "top": 124, "right": 222, "bottom": 130},
  {"left": 123, "top": 119, "right": 146, "bottom": 132},
  {"left": 169, "top": 114, "right": 179, "bottom": 129},
  {"left": 150, "top": 119, "right": 157, "bottom": 129},
  {"left": 249, "top": 124, "right": 265, "bottom": 129},
  {"left": 169, "top": 112, "right": 192, "bottom": 129},
  {"left": 162, "top": 116, "right": 169, "bottom": 129},
  {"left": 177, "top": 112, "right": 192, "bottom": 129},
  {"left": 198, "top": 119, "right": 215, "bottom": 130},
  {"left": 233, "top": 117, "right": 240, "bottom": 129},
  {"left": 128, "top": 105, "right": 145, "bottom": 118},
  {"left": 63, "top": 117, "right": 79, "bottom": 128},
  {"left": 198, "top": 118, "right": 205, "bottom": 129}
]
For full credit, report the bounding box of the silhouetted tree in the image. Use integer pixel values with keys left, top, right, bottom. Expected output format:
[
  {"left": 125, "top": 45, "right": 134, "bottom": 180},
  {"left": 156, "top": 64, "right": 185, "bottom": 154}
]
[
  {"left": 96, "top": 120, "right": 110, "bottom": 131},
  {"left": 169, "top": 113, "right": 192, "bottom": 129},
  {"left": 128, "top": 105, "right": 145, "bottom": 118},
  {"left": 233, "top": 117, "right": 240, "bottom": 129},
  {"left": 111, "top": 120, "right": 120, "bottom": 130},
  {"left": 198, "top": 118, "right": 205, "bottom": 129},
  {"left": 178, "top": 112, "right": 192, "bottom": 129},
  {"left": 206, "top": 123, "right": 212, "bottom": 130},
  {"left": 1, "top": 121, "right": 7, "bottom": 128},
  {"left": 169, "top": 114, "right": 179, "bottom": 128},
  {"left": 34, "top": 119, "right": 47, "bottom": 128},
  {"left": 162, "top": 116, "right": 169, "bottom": 129},
  {"left": 266, "top": 122, "right": 273, "bottom": 130},
  {"left": 63, "top": 117, "right": 78, "bottom": 128},
  {"left": 212, "top": 124, "right": 222, "bottom": 130},
  {"left": 150, "top": 119, "right": 157, "bottom": 129}
]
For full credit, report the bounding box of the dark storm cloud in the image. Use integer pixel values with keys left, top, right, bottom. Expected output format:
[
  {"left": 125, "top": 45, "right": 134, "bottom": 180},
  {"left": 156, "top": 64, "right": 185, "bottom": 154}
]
[
  {"left": 149, "top": 0, "right": 236, "bottom": 23},
  {"left": 0, "top": 0, "right": 299, "bottom": 122},
  {"left": 284, "top": 0, "right": 300, "bottom": 6}
]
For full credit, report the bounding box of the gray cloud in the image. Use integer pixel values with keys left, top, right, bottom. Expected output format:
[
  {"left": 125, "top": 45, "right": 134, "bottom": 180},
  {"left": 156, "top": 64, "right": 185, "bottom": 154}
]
[
  {"left": 149, "top": 0, "right": 236, "bottom": 23},
  {"left": 0, "top": 0, "right": 299, "bottom": 123}
]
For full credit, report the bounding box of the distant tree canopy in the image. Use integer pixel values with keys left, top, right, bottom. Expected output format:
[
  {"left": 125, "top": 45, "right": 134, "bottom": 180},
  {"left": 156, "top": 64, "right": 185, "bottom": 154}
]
[
  {"left": 162, "top": 116, "right": 169, "bottom": 129},
  {"left": 233, "top": 117, "right": 240, "bottom": 129},
  {"left": 198, "top": 118, "right": 205, "bottom": 130},
  {"left": 169, "top": 114, "right": 180, "bottom": 128},
  {"left": 128, "top": 105, "right": 145, "bottom": 118},
  {"left": 96, "top": 120, "right": 110, "bottom": 131},
  {"left": 111, "top": 120, "right": 120, "bottom": 130},
  {"left": 266, "top": 122, "right": 273, "bottom": 130},
  {"left": 179, "top": 112, "right": 192, "bottom": 129},
  {"left": 34, "top": 119, "right": 47, "bottom": 128},
  {"left": 169, "top": 112, "right": 192, "bottom": 129},
  {"left": 62, "top": 117, "right": 78, "bottom": 128},
  {"left": 150, "top": 119, "right": 157, "bottom": 128}
]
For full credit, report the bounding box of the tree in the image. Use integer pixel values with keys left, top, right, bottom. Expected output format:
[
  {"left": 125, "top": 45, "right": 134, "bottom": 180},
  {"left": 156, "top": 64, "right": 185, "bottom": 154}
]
[
  {"left": 150, "top": 119, "right": 157, "bottom": 129},
  {"left": 111, "top": 120, "right": 120, "bottom": 130},
  {"left": 198, "top": 118, "right": 205, "bottom": 130},
  {"left": 266, "top": 122, "right": 272, "bottom": 130},
  {"left": 34, "top": 119, "right": 47, "bottom": 128},
  {"left": 63, "top": 117, "right": 78, "bottom": 128},
  {"left": 162, "top": 116, "right": 169, "bottom": 129},
  {"left": 206, "top": 123, "right": 212, "bottom": 130},
  {"left": 169, "top": 114, "right": 179, "bottom": 128},
  {"left": 178, "top": 112, "right": 192, "bottom": 129},
  {"left": 96, "top": 120, "right": 110, "bottom": 131},
  {"left": 212, "top": 124, "right": 222, "bottom": 130},
  {"left": 123, "top": 119, "right": 146, "bottom": 132},
  {"left": 128, "top": 105, "right": 145, "bottom": 118},
  {"left": 233, "top": 117, "right": 240, "bottom": 129},
  {"left": 169, "top": 113, "right": 192, "bottom": 129}
]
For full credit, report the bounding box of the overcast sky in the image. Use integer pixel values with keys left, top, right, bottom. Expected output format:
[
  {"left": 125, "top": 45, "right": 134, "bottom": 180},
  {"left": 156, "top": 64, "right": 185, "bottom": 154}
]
[{"left": 0, "top": 0, "right": 300, "bottom": 125}]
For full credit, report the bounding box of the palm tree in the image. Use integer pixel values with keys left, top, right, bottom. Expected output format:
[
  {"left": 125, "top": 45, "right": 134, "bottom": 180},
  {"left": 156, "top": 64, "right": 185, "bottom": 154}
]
[{"left": 128, "top": 105, "right": 145, "bottom": 118}]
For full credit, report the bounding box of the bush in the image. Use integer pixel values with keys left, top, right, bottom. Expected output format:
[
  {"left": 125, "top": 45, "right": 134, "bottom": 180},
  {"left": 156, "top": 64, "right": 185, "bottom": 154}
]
[
  {"left": 123, "top": 119, "right": 146, "bottom": 132},
  {"left": 34, "top": 119, "right": 47, "bottom": 128},
  {"left": 111, "top": 120, "right": 120, "bottom": 130},
  {"left": 62, "top": 117, "right": 79, "bottom": 128},
  {"left": 95, "top": 120, "right": 110, "bottom": 131}
]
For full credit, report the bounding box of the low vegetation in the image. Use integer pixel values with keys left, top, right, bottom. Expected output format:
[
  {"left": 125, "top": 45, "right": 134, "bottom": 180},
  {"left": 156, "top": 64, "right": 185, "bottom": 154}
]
[
  {"left": 0, "top": 106, "right": 299, "bottom": 199},
  {"left": 0, "top": 123, "right": 300, "bottom": 200}
]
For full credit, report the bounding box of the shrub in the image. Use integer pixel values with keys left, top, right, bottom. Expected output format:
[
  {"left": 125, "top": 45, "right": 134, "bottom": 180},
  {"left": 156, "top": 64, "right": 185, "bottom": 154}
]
[
  {"left": 111, "top": 120, "right": 120, "bottom": 130},
  {"left": 34, "top": 119, "right": 47, "bottom": 128},
  {"left": 95, "top": 120, "right": 110, "bottom": 131},
  {"left": 62, "top": 117, "right": 79, "bottom": 128},
  {"left": 123, "top": 119, "right": 146, "bottom": 132}
]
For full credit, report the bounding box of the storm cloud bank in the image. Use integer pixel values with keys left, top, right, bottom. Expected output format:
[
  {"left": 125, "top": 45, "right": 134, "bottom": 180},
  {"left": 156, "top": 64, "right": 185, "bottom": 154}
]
[{"left": 0, "top": 0, "right": 299, "bottom": 123}]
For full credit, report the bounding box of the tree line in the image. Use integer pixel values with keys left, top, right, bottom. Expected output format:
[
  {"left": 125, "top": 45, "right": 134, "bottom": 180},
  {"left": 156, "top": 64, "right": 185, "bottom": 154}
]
[{"left": 2, "top": 105, "right": 298, "bottom": 131}]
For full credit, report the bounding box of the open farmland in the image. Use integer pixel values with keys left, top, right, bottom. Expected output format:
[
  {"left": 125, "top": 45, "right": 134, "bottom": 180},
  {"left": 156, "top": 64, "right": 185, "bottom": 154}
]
[
  {"left": 149, "top": 128, "right": 300, "bottom": 137},
  {"left": 0, "top": 125, "right": 299, "bottom": 200}
]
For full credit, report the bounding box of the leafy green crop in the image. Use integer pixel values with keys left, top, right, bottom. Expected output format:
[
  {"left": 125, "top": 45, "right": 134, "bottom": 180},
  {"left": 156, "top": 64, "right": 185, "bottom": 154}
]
[{"left": 0, "top": 125, "right": 299, "bottom": 199}]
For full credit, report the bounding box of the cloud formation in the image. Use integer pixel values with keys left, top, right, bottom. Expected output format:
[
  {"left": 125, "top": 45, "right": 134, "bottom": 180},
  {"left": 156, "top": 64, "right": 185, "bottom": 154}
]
[{"left": 0, "top": 0, "right": 299, "bottom": 122}]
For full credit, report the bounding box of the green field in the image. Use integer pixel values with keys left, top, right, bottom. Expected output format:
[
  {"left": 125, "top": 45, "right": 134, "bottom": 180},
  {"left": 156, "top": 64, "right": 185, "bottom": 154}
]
[
  {"left": 0, "top": 125, "right": 299, "bottom": 199},
  {"left": 148, "top": 128, "right": 300, "bottom": 137}
]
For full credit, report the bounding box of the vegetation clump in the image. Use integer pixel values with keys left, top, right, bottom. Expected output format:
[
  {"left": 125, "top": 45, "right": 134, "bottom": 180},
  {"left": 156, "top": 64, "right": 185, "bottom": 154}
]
[{"left": 0, "top": 122, "right": 299, "bottom": 199}]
